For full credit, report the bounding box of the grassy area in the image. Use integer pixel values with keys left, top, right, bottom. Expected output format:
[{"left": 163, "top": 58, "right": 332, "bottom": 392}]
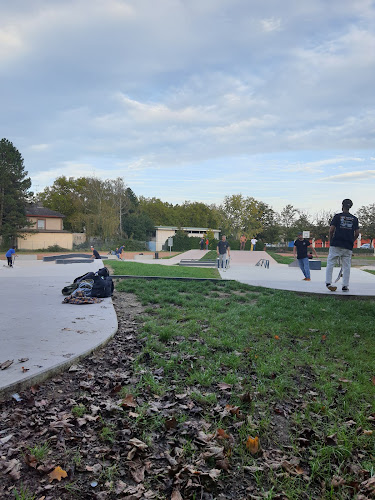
[
  {"left": 107, "top": 260, "right": 220, "bottom": 279},
  {"left": 200, "top": 250, "right": 218, "bottom": 260},
  {"left": 115, "top": 278, "right": 375, "bottom": 499},
  {"left": 268, "top": 251, "right": 328, "bottom": 267},
  {"left": 364, "top": 269, "right": 375, "bottom": 276}
]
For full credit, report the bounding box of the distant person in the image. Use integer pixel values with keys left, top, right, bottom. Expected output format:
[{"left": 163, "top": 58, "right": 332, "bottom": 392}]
[
  {"left": 240, "top": 234, "right": 247, "bottom": 250},
  {"left": 326, "top": 199, "right": 359, "bottom": 292},
  {"left": 90, "top": 246, "right": 101, "bottom": 259},
  {"left": 200, "top": 237, "right": 204, "bottom": 250},
  {"left": 293, "top": 233, "right": 318, "bottom": 281},
  {"left": 119, "top": 244, "right": 125, "bottom": 260},
  {"left": 217, "top": 235, "right": 230, "bottom": 271},
  {"left": 5, "top": 246, "right": 16, "bottom": 267},
  {"left": 250, "top": 238, "right": 257, "bottom": 251},
  {"left": 205, "top": 237, "right": 209, "bottom": 250},
  {"left": 115, "top": 247, "right": 121, "bottom": 259}
]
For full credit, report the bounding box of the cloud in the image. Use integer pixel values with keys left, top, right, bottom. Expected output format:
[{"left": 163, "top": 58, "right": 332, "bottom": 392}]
[
  {"left": 321, "top": 170, "right": 375, "bottom": 181},
  {"left": 30, "top": 144, "right": 49, "bottom": 151},
  {"left": 261, "top": 18, "right": 282, "bottom": 33}
]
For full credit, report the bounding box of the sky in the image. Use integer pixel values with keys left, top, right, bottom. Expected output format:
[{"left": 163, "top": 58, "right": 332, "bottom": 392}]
[{"left": 1, "top": 0, "right": 375, "bottom": 217}]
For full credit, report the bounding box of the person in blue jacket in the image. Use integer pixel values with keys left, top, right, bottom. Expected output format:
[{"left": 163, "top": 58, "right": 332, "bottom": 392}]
[{"left": 5, "top": 246, "right": 16, "bottom": 267}]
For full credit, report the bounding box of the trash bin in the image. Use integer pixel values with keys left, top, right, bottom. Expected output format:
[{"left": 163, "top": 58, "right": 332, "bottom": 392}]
[{"left": 155, "top": 252, "right": 159, "bottom": 259}]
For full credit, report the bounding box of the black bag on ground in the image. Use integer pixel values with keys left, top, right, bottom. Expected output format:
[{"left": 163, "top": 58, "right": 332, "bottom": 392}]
[
  {"left": 90, "top": 275, "right": 114, "bottom": 298},
  {"left": 74, "top": 271, "right": 96, "bottom": 283},
  {"left": 62, "top": 283, "right": 79, "bottom": 295},
  {"left": 97, "top": 267, "right": 109, "bottom": 277}
]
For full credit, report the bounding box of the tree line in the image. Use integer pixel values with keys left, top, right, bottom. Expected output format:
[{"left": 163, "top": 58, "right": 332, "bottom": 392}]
[{"left": 1, "top": 138, "right": 375, "bottom": 246}]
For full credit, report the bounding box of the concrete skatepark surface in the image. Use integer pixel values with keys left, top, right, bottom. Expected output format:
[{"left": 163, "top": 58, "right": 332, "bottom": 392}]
[{"left": 1, "top": 250, "right": 374, "bottom": 398}]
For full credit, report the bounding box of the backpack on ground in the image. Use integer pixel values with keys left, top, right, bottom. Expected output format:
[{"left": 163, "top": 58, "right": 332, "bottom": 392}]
[
  {"left": 90, "top": 275, "right": 114, "bottom": 298},
  {"left": 74, "top": 271, "right": 96, "bottom": 283},
  {"left": 97, "top": 267, "right": 109, "bottom": 277}
]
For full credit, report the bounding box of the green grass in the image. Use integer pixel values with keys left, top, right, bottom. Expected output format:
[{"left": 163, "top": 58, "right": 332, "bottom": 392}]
[
  {"left": 199, "top": 250, "right": 218, "bottom": 260},
  {"left": 364, "top": 269, "right": 375, "bottom": 276},
  {"left": 107, "top": 260, "right": 220, "bottom": 279},
  {"left": 267, "top": 251, "right": 328, "bottom": 267},
  {"left": 115, "top": 278, "right": 375, "bottom": 499}
]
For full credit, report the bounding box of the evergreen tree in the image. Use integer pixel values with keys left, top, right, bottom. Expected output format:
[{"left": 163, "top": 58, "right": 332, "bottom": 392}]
[{"left": 0, "top": 138, "right": 32, "bottom": 244}]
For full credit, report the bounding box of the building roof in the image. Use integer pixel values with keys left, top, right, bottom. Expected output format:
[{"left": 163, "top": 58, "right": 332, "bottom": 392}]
[
  {"left": 155, "top": 226, "right": 219, "bottom": 231},
  {"left": 26, "top": 205, "right": 66, "bottom": 218}
]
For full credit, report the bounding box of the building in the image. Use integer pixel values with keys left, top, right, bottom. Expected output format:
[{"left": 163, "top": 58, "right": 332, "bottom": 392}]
[
  {"left": 148, "top": 226, "right": 221, "bottom": 251},
  {"left": 16, "top": 205, "right": 86, "bottom": 250}
]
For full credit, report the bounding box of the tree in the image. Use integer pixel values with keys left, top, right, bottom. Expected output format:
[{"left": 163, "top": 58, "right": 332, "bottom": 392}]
[
  {"left": 122, "top": 212, "right": 155, "bottom": 240},
  {"left": 357, "top": 203, "right": 375, "bottom": 245},
  {"left": 220, "top": 194, "right": 263, "bottom": 239},
  {"left": 257, "top": 202, "right": 281, "bottom": 244},
  {"left": 311, "top": 211, "right": 333, "bottom": 245},
  {"left": 279, "top": 204, "right": 299, "bottom": 242},
  {"left": 0, "top": 138, "right": 32, "bottom": 244},
  {"left": 39, "top": 176, "right": 87, "bottom": 232}
]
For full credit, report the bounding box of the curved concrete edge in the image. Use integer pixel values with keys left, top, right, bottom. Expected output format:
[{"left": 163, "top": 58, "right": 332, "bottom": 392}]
[{"left": 0, "top": 316, "right": 118, "bottom": 400}]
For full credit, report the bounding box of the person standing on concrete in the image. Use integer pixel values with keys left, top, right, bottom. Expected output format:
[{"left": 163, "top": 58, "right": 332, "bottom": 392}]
[
  {"left": 240, "top": 234, "right": 247, "bottom": 250},
  {"left": 293, "top": 233, "right": 318, "bottom": 281},
  {"left": 326, "top": 199, "right": 359, "bottom": 292},
  {"left": 250, "top": 237, "right": 257, "bottom": 251},
  {"left": 200, "top": 237, "right": 205, "bottom": 250},
  {"left": 205, "top": 237, "right": 209, "bottom": 250},
  {"left": 119, "top": 244, "right": 125, "bottom": 260},
  {"left": 217, "top": 235, "right": 230, "bottom": 270},
  {"left": 90, "top": 246, "right": 101, "bottom": 259},
  {"left": 5, "top": 246, "right": 16, "bottom": 267}
]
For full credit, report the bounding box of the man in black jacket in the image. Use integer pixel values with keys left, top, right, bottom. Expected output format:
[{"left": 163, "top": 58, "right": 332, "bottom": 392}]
[{"left": 325, "top": 199, "right": 359, "bottom": 292}]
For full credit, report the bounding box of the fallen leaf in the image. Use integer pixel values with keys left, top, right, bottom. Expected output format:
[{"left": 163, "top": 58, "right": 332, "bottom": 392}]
[
  {"left": 363, "top": 430, "right": 373, "bottom": 435},
  {"left": 246, "top": 436, "right": 260, "bottom": 454},
  {"left": 217, "top": 428, "right": 229, "bottom": 439},
  {"left": 0, "top": 359, "right": 13, "bottom": 370},
  {"left": 217, "top": 382, "right": 232, "bottom": 391},
  {"left": 165, "top": 416, "right": 177, "bottom": 429},
  {"left": 372, "top": 376, "right": 375, "bottom": 386},
  {"left": 321, "top": 335, "right": 327, "bottom": 341},
  {"left": 338, "top": 378, "right": 352, "bottom": 383},
  {"left": 24, "top": 453, "right": 38, "bottom": 468},
  {"left": 48, "top": 466, "right": 68, "bottom": 482},
  {"left": 3, "top": 459, "right": 21, "bottom": 480},
  {"left": 274, "top": 335, "right": 280, "bottom": 340},
  {"left": 129, "top": 437, "right": 148, "bottom": 450},
  {"left": 171, "top": 490, "right": 183, "bottom": 500},
  {"left": 121, "top": 394, "right": 137, "bottom": 409},
  {"left": 216, "top": 458, "right": 230, "bottom": 471}
]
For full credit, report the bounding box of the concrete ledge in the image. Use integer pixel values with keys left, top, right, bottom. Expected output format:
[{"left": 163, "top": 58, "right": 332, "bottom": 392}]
[
  {"left": 16, "top": 255, "right": 38, "bottom": 260},
  {"left": 288, "top": 259, "right": 321, "bottom": 270},
  {"left": 55, "top": 259, "right": 95, "bottom": 264},
  {"left": 179, "top": 259, "right": 217, "bottom": 267},
  {"left": 134, "top": 254, "right": 154, "bottom": 261}
]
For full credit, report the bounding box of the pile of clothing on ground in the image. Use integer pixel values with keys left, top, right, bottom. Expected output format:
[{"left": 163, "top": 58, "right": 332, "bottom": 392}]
[{"left": 62, "top": 267, "right": 114, "bottom": 304}]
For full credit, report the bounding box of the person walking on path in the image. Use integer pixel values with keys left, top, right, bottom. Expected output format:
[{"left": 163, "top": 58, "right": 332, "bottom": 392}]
[
  {"left": 90, "top": 246, "right": 101, "bottom": 259},
  {"left": 205, "top": 237, "right": 209, "bottom": 250},
  {"left": 325, "top": 199, "right": 359, "bottom": 292},
  {"left": 200, "top": 237, "right": 205, "bottom": 250},
  {"left": 293, "top": 233, "right": 318, "bottom": 281},
  {"left": 240, "top": 234, "right": 247, "bottom": 250},
  {"left": 119, "top": 244, "right": 125, "bottom": 260},
  {"left": 217, "top": 235, "right": 230, "bottom": 271},
  {"left": 5, "top": 246, "right": 16, "bottom": 267},
  {"left": 250, "top": 237, "right": 257, "bottom": 251}
]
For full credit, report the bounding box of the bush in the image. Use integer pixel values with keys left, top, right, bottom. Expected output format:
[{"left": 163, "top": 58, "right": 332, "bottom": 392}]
[{"left": 46, "top": 245, "right": 69, "bottom": 252}]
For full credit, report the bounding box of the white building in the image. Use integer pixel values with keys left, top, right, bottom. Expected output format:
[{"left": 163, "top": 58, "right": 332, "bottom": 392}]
[{"left": 149, "top": 226, "right": 221, "bottom": 251}]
